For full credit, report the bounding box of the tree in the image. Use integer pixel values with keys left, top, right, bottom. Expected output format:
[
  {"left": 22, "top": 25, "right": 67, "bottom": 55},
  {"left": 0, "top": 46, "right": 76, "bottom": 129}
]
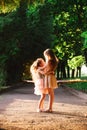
[
  {"left": 51, "top": 0, "right": 87, "bottom": 78},
  {"left": 68, "top": 55, "right": 85, "bottom": 77},
  {"left": 0, "top": 0, "right": 54, "bottom": 84},
  {"left": 81, "top": 31, "right": 87, "bottom": 64},
  {"left": 0, "top": 0, "right": 87, "bottom": 84}
]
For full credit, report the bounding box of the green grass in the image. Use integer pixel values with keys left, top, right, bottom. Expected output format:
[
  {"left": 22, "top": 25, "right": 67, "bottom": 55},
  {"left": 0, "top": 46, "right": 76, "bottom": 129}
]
[
  {"left": 67, "top": 80, "right": 87, "bottom": 93},
  {"left": 63, "top": 77, "right": 87, "bottom": 93}
]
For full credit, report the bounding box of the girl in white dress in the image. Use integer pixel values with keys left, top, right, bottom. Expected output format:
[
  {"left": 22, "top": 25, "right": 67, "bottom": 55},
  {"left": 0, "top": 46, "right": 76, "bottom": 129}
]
[{"left": 30, "top": 58, "right": 47, "bottom": 112}]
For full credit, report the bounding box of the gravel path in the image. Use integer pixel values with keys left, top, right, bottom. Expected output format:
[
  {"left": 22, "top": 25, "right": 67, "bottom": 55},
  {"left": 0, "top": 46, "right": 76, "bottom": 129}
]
[{"left": 0, "top": 82, "right": 87, "bottom": 130}]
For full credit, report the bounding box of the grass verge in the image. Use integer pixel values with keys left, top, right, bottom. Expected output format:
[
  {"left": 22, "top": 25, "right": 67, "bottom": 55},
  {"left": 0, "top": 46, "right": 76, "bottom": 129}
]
[{"left": 66, "top": 77, "right": 87, "bottom": 93}]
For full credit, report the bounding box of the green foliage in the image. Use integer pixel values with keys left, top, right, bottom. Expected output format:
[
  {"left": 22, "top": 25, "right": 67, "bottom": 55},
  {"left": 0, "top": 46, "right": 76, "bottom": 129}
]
[
  {"left": 52, "top": 0, "right": 87, "bottom": 62},
  {"left": 0, "top": 0, "right": 20, "bottom": 13},
  {"left": 0, "top": 67, "right": 7, "bottom": 86},
  {"left": 0, "top": 0, "right": 87, "bottom": 84},
  {"left": 25, "top": 2, "right": 54, "bottom": 59},
  {"left": 81, "top": 31, "right": 87, "bottom": 49},
  {"left": 0, "top": 0, "right": 45, "bottom": 13},
  {"left": 0, "top": 0, "right": 55, "bottom": 84},
  {"left": 68, "top": 55, "right": 85, "bottom": 69}
]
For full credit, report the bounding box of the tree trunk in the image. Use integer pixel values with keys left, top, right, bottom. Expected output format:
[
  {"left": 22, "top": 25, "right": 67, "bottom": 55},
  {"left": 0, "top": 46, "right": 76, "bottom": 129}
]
[
  {"left": 76, "top": 67, "right": 81, "bottom": 77},
  {"left": 71, "top": 69, "right": 75, "bottom": 78},
  {"left": 67, "top": 66, "right": 70, "bottom": 78}
]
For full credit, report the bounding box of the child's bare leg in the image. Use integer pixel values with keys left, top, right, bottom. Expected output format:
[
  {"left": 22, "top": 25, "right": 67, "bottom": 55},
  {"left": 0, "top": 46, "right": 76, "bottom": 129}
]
[
  {"left": 37, "top": 94, "right": 46, "bottom": 112},
  {"left": 46, "top": 88, "right": 54, "bottom": 112}
]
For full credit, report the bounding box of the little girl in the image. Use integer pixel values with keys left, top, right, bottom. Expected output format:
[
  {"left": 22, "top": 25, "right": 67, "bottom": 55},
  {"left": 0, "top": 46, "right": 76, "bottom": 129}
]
[
  {"left": 30, "top": 58, "right": 45, "bottom": 95},
  {"left": 30, "top": 58, "right": 46, "bottom": 112},
  {"left": 38, "top": 48, "right": 59, "bottom": 112}
]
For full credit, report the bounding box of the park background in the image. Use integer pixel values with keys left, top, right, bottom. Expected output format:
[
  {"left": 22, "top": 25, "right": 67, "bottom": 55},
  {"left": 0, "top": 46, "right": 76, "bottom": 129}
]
[{"left": 0, "top": 0, "right": 87, "bottom": 92}]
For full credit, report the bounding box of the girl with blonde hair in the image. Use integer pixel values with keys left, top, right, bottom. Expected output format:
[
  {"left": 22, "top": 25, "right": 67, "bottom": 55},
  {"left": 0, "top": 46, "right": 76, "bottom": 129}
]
[{"left": 30, "top": 58, "right": 46, "bottom": 112}]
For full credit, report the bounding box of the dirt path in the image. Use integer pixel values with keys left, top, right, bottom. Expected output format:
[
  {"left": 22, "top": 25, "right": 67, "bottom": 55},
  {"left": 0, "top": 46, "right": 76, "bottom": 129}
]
[{"left": 0, "top": 82, "right": 87, "bottom": 130}]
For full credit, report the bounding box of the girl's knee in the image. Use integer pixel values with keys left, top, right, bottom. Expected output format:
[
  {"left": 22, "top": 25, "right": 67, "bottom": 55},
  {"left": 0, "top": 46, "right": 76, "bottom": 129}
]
[{"left": 41, "top": 94, "right": 46, "bottom": 98}]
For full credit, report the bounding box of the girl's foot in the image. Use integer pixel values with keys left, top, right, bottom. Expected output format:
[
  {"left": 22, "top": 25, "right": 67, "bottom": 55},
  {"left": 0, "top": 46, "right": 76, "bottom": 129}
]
[
  {"left": 44, "top": 109, "right": 53, "bottom": 113},
  {"left": 37, "top": 108, "right": 44, "bottom": 112}
]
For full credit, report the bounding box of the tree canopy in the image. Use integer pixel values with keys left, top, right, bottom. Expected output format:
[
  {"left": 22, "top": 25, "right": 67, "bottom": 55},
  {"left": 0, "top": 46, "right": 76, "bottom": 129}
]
[{"left": 0, "top": 0, "right": 87, "bottom": 85}]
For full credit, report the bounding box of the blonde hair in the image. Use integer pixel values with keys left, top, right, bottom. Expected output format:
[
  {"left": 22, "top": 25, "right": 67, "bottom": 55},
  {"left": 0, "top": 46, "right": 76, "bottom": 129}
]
[{"left": 30, "top": 58, "right": 45, "bottom": 81}]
